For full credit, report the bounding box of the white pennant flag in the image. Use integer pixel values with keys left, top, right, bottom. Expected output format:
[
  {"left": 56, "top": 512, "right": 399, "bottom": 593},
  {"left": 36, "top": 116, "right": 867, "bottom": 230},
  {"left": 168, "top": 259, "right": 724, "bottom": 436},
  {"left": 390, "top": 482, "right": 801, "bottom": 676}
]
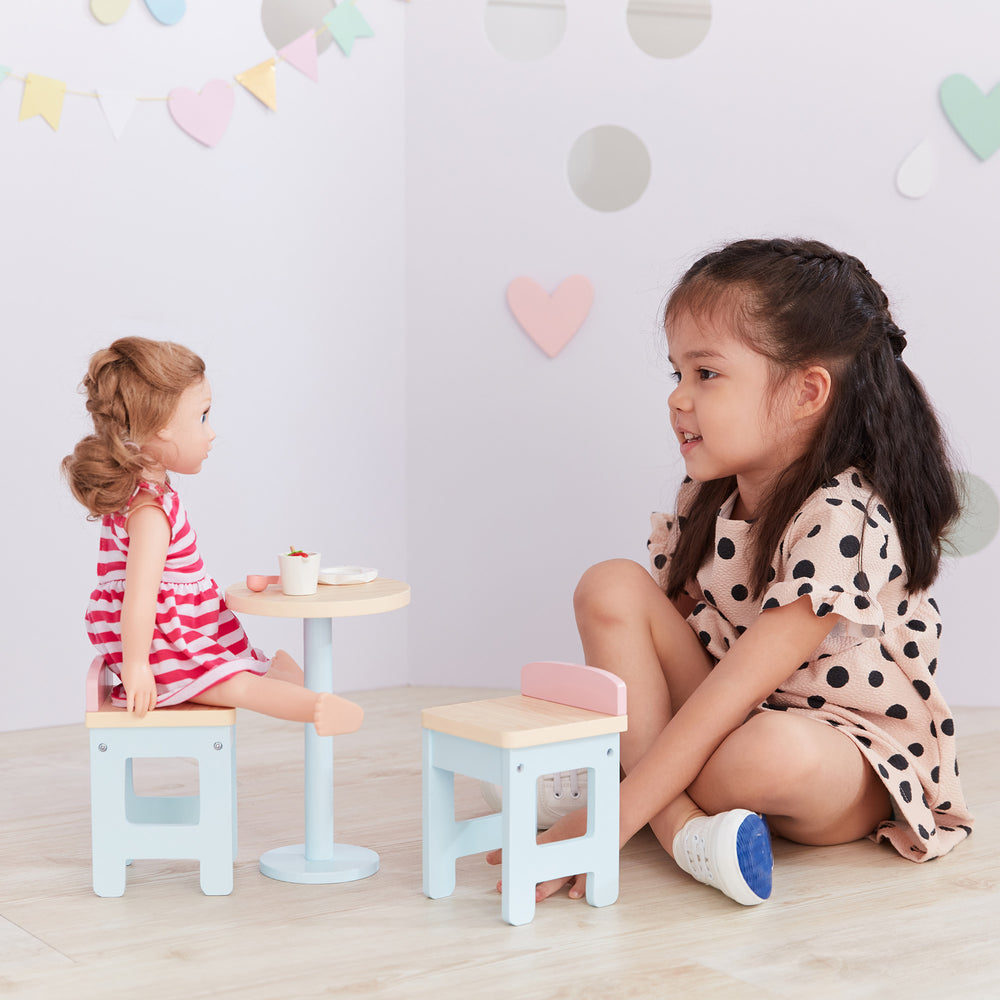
[{"left": 97, "top": 90, "right": 137, "bottom": 140}]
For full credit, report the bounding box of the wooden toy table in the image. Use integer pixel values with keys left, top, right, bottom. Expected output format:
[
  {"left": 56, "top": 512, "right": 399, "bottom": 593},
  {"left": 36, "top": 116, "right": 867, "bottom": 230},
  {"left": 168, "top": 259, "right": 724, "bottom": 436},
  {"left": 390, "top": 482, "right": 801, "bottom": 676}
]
[{"left": 225, "top": 577, "right": 410, "bottom": 884}]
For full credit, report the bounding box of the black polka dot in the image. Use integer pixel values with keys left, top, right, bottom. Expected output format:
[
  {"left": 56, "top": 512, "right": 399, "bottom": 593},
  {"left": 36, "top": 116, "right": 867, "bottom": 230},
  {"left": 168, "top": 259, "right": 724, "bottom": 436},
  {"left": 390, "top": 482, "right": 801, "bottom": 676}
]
[
  {"left": 851, "top": 472, "right": 862, "bottom": 487},
  {"left": 855, "top": 595, "right": 870, "bottom": 610},
  {"left": 908, "top": 742, "right": 925, "bottom": 757},
  {"left": 868, "top": 670, "right": 884, "bottom": 687},
  {"left": 857, "top": 735, "right": 872, "bottom": 748},
  {"left": 703, "top": 589, "right": 716, "bottom": 606},
  {"left": 654, "top": 553, "right": 667, "bottom": 569},
  {"left": 899, "top": 780, "right": 912, "bottom": 803},
  {"left": 766, "top": 566, "right": 776, "bottom": 582},
  {"left": 853, "top": 572, "right": 870, "bottom": 591},
  {"left": 698, "top": 631, "right": 712, "bottom": 647},
  {"left": 886, "top": 704, "right": 908, "bottom": 720},
  {"left": 826, "top": 497, "right": 843, "bottom": 506},
  {"left": 897, "top": 600, "right": 908, "bottom": 616},
  {"left": 888, "top": 754, "right": 908, "bottom": 770},
  {"left": 918, "top": 825, "right": 930, "bottom": 840},
  {"left": 807, "top": 695, "right": 826, "bottom": 709},
  {"left": 880, "top": 537, "right": 889, "bottom": 559},
  {"left": 941, "top": 718, "right": 954, "bottom": 736},
  {"left": 930, "top": 766, "right": 939, "bottom": 783},
  {"left": 826, "top": 666, "right": 849, "bottom": 688},
  {"left": 876, "top": 503, "right": 890, "bottom": 522},
  {"left": 889, "top": 564, "right": 903, "bottom": 581},
  {"left": 762, "top": 598, "right": 780, "bottom": 610},
  {"left": 936, "top": 801, "right": 951, "bottom": 811},
  {"left": 930, "top": 721, "right": 937, "bottom": 738},
  {"left": 928, "top": 658, "right": 937, "bottom": 675},
  {"left": 928, "top": 597, "right": 939, "bottom": 612},
  {"left": 878, "top": 763, "right": 889, "bottom": 779},
  {"left": 903, "top": 641, "right": 920, "bottom": 659},
  {"left": 840, "top": 535, "right": 861, "bottom": 558},
  {"left": 906, "top": 619, "right": 927, "bottom": 632},
  {"left": 912, "top": 680, "right": 931, "bottom": 700},
  {"left": 807, "top": 523, "right": 821, "bottom": 538},
  {"left": 717, "top": 537, "right": 736, "bottom": 559},
  {"left": 879, "top": 644, "right": 893, "bottom": 662},
  {"left": 793, "top": 560, "right": 815, "bottom": 579},
  {"left": 816, "top": 603, "right": 834, "bottom": 617},
  {"left": 731, "top": 584, "right": 748, "bottom": 601},
  {"left": 693, "top": 603, "right": 707, "bottom": 616},
  {"left": 797, "top": 583, "right": 813, "bottom": 597},
  {"left": 830, "top": 585, "right": 844, "bottom": 592}
]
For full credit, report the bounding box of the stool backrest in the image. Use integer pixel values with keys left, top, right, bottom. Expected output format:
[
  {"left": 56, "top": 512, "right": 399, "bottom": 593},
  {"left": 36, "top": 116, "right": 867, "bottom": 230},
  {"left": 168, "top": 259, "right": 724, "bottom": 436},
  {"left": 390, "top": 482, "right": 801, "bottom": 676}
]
[
  {"left": 86, "top": 656, "right": 113, "bottom": 712},
  {"left": 520, "top": 661, "right": 626, "bottom": 716}
]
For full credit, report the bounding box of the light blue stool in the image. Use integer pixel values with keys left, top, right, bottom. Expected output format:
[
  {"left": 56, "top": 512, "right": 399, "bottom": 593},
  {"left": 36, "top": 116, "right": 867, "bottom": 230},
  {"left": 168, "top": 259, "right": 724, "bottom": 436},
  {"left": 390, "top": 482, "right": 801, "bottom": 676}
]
[
  {"left": 422, "top": 661, "right": 627, "bottom": 925},
  {"left": 84, "top": 656, "right": 238, "bottom": 896}
]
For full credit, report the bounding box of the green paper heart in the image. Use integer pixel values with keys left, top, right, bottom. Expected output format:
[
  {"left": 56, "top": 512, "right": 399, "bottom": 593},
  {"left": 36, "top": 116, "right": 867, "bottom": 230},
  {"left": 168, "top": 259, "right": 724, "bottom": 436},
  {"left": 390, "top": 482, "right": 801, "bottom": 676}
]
[{"left": 940, "top": 73, "right": 1000, "bottom": 160}]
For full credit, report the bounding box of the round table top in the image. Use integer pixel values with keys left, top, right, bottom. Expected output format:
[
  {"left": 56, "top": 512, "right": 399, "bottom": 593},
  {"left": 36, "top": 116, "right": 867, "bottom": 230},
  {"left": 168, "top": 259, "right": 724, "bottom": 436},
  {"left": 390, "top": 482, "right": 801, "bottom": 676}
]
[{"left": 225, "top": 577, "right": 410, "bottom": 619}]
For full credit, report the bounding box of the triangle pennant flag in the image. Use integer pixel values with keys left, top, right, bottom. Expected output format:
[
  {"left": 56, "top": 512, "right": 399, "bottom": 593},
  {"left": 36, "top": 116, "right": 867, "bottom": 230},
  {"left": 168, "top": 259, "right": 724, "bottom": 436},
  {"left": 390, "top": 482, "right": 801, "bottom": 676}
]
[
  {"left": 279, "top": 30, "right": 319, "bottom": 82},
  {"left": 323, "top": 2, "right": 375, "bottom": 57},
  {"left": 97, "top": 90, "right": 137, "bottom": 139},
  {"left": 19, "top": 73, "right": 67, "bottom": 130},
  {"left": 0, "top": 66, "right": 9, "bottom": 86},
  {"left": 236, "top": 58, "right": 277, "bottom": 110}
]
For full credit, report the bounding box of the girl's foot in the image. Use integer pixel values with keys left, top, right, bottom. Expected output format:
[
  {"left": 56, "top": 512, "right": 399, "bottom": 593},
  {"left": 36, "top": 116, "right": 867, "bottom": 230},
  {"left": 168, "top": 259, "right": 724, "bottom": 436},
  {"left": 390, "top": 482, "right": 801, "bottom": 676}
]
[
  {"left": 313, "top": 692, "right": 364, "bottom": 736},
  {"left": 266, "top": 649, "right": 305, "bottom": 686},
  {"left": 480, "top": 769, "right": 589, "bottom": 829},
  {"left": 672, "top": 808, "right": 773, "bottom": 906}
]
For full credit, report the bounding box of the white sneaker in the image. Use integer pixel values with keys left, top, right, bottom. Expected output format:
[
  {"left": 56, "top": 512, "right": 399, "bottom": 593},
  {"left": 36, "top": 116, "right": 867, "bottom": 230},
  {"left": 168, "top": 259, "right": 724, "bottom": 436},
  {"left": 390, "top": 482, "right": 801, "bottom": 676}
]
[
  {"left": 672, "top": 809, "right": 772, "bottom": 906},
  {"left": 480, "top": 769, "right": 588, "bottom": 830}
]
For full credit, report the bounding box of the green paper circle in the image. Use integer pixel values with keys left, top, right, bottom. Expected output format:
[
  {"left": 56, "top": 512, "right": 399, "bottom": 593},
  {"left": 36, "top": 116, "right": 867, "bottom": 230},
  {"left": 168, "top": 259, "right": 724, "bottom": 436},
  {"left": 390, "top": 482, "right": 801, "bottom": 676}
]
[{"left": 948, "top": 471, "right": 1000, "bottom": 557}]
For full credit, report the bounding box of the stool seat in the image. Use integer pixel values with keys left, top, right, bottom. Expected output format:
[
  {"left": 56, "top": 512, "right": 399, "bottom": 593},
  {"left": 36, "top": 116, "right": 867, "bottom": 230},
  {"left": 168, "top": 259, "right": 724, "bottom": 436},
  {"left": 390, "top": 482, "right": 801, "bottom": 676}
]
[
  {"left": 85, "top": 656, "right": 238, "bottom": 896},
  {"left": 422, "top": 661, "right": 627, "bottom": 925}
]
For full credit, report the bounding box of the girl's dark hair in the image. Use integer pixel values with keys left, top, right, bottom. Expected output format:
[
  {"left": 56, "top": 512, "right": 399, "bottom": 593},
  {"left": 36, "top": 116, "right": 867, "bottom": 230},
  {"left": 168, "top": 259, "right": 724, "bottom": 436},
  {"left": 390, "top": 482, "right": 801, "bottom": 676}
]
[
  {"left": 62, "top": 337, "right": 206, "bottom": 518},
  {"left": 664, "top": 237, "right": 960, "bottom": 600}
]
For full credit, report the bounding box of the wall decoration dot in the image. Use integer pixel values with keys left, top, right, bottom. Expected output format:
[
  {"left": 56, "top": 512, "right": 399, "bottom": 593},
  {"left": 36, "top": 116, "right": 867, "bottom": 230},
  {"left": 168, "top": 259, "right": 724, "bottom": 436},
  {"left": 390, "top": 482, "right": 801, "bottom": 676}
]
[
  {"left": 626, "top": 0, "right": 712, "bottom": 59},
  {"left": 896, "top": 139, "right": 936, "bottom": 199},
  {"left": 484, "top": 0, "right": 566, "bottom": 62},
  {"left": 567, "top": 125, "right": 651, "bottom": 212},
  {"left": 947, "top": 471, "right": 1000, "bottom": 557}
]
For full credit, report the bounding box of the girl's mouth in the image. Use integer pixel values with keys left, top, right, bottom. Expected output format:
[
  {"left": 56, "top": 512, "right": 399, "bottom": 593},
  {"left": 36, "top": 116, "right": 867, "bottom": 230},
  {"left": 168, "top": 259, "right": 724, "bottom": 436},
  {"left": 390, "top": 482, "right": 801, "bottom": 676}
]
[{"left": 680, "top": 431, "right": 702, "bottom": 454}]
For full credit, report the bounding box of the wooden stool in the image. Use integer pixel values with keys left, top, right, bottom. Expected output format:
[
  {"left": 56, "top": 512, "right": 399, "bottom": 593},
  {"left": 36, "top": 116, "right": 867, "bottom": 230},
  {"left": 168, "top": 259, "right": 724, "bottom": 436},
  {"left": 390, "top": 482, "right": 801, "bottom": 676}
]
[
  {"left": 84, "top": 656, "right": 238, "bottom": 896},
  {"left": 422, "top": 661, "right": 627, "bottom": 925}
]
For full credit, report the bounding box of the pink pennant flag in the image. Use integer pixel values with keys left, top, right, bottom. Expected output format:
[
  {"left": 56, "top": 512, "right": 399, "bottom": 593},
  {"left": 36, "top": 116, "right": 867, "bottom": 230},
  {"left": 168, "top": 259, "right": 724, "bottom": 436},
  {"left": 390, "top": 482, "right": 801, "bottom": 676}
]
[{"left": 279, "top": 30, "right": 319, "bottom": 83}]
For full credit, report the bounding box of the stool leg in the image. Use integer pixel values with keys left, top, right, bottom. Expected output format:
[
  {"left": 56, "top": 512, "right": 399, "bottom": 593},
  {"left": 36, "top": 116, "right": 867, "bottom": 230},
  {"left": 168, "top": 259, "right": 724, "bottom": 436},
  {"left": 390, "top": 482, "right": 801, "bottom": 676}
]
[
  {"left": 422, "top": 729, "right": 457, "bottom": 899},
  {"left": 584, "top": 741, "right": 620, "bottom": 909},
  {"left": 500, "top": 752, "right": 538, "bottom": 926},
  {"left": 90, "top": 735, "right": 127, "bottom": 897},
  {"left": 197, "top": 731, "right": 235, "bottom": 896}
]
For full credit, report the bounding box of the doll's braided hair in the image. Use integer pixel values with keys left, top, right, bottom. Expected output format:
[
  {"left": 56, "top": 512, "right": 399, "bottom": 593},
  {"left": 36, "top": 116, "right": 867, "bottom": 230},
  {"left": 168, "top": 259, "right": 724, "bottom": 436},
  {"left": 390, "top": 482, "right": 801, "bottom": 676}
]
[
  {"left": 663, "top": 237, "right": 959, "bottom": 599},
  {"left": 62, "top": 337, "right": 205, "bottom": 518}
]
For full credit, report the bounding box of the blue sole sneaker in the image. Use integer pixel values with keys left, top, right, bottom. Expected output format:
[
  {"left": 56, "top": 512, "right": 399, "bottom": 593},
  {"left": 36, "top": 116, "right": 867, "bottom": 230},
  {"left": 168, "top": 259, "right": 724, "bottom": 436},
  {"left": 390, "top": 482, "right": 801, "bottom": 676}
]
[{"left": 672, "top": 809, "right": 773, "bottom": 905}]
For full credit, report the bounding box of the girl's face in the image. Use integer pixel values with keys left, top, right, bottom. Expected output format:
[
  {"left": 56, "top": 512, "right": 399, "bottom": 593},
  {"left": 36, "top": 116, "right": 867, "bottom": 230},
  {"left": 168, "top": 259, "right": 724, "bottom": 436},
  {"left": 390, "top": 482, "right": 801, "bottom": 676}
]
[
  {"left": 667, "top": 309, "right": 805, "bottom": 518},
  {"left": 149, "top": 377, "right": 216, "bottom": 477}
]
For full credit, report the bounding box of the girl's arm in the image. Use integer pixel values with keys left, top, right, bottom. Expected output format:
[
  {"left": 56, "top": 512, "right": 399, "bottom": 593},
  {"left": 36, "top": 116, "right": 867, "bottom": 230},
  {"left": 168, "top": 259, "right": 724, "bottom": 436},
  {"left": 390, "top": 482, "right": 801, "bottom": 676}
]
[
  {"left": 619, "top": 595, "right": 841, "bottom": 844},
  {"left": 120, "top": 503, "right": 171, "bottom": 717}
]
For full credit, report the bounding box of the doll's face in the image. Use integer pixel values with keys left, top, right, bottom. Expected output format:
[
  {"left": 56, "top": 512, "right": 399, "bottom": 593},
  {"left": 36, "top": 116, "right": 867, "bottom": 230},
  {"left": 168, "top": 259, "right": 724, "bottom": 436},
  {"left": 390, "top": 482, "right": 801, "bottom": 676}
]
[{"left": 150, "top": 377, "right": 215, "bottom": 476}]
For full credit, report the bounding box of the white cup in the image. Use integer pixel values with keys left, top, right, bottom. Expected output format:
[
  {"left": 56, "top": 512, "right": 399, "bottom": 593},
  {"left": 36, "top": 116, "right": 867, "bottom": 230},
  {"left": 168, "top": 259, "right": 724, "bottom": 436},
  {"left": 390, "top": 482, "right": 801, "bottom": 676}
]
[{"left": 278, "top": 552, "right": 321, "bottom": 596}]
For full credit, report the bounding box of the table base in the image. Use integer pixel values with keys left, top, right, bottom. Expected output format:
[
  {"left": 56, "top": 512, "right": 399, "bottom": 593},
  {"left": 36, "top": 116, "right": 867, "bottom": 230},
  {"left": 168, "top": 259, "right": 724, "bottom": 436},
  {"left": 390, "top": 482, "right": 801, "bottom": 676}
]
[{"left": 259, "top": 844, "right": 380, "bottom": 884}]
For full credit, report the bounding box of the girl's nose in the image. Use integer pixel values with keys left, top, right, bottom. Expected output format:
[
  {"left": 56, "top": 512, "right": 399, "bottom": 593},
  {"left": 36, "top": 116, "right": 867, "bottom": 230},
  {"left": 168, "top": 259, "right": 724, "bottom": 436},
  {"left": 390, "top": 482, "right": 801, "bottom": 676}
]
[{"left": 668, "top": 383, "right": 689, "bottom": 412}]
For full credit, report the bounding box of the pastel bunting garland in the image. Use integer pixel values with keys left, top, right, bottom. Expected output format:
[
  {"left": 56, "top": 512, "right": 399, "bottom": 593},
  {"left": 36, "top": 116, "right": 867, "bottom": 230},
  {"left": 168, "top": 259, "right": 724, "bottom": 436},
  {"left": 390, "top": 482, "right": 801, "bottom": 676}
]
[{"left": 2, "top": 0, "right": 386, "bottom": 145}]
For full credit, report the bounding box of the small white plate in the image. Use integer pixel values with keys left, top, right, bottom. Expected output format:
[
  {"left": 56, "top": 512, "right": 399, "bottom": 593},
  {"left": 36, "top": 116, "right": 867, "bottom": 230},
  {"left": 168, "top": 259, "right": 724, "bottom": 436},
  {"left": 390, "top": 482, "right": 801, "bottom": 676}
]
[{"left": 318, "top": 565, "right": 378, "bottom": 585}]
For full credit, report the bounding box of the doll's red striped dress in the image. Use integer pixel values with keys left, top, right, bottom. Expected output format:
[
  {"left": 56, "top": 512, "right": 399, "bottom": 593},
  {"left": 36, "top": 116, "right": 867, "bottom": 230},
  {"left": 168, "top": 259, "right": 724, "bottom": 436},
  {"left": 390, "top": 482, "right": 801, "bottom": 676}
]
[{"left": 86, "top": 480, "right": 267, "bottom": 707}]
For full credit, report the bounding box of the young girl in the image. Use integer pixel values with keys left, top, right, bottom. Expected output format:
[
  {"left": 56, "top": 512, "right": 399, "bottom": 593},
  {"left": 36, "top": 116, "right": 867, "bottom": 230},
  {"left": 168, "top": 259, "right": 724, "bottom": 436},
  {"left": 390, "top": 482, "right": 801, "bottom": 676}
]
[
  {"left": 503, "top": 238, "right": 974, "bottom": 907},
  {"left": 63, "top": 336, "right": 363, "bottom": 736}
]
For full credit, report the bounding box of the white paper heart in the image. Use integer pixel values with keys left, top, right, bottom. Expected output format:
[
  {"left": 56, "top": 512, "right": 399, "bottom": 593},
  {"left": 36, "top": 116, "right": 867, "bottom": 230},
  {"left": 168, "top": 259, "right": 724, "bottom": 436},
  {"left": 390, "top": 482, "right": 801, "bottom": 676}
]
[{"left": 167, "top": 81, "right": 235, "bottom": 147}]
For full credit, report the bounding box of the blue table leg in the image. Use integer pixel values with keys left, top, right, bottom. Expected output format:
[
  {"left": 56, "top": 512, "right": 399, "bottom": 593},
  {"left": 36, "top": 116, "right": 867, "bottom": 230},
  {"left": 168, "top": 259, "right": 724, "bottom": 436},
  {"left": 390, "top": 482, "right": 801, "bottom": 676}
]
[{"left": 259, "top": 616, "right": 379, "bottom": 884}]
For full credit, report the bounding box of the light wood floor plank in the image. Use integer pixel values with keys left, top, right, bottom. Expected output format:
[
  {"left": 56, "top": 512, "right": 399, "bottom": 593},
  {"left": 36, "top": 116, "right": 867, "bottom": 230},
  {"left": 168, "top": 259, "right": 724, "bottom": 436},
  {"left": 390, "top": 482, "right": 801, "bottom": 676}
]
[{"left": 1, "top": 688, "right": 996, "bottom": 998}]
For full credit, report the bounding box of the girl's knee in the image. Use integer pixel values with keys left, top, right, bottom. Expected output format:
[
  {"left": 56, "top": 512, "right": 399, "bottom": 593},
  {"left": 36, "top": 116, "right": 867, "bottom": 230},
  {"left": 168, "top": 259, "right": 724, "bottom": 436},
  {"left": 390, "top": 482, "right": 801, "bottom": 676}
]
[{"left": 574, "top": 559, "right": 656, "bottom": 625}]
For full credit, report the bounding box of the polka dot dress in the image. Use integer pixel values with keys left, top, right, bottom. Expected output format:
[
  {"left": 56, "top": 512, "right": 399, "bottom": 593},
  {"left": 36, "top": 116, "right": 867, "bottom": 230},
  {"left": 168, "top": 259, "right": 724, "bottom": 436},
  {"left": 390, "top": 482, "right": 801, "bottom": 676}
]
[{"left": 648, "top": 469, "right": 973, "bottom": 862}]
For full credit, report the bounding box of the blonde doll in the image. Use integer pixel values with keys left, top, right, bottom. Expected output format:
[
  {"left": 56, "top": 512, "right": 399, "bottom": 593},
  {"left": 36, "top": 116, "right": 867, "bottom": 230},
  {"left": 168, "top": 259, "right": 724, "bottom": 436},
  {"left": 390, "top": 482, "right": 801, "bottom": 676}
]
[{"left": 63, "top": 336, "right": 362, "bottom": 736}]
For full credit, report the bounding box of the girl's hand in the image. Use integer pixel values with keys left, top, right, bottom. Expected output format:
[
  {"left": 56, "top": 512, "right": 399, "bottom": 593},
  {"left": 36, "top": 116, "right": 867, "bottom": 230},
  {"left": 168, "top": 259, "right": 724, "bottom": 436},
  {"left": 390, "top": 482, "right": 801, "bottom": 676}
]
[
  {"left": 122, "top": 661, "right": 157, "bottom": 717},
  {"left": 485, "top": 806, "right": 591, "bottom": 902}
]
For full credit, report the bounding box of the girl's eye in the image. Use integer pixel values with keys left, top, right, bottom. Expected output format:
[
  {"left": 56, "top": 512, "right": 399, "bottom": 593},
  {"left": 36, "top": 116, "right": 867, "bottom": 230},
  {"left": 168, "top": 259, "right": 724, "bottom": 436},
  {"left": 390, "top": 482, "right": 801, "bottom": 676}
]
[
  {"left": 697, "top": 368, "right": 719, "bottom": 381},
  {"left": 201, "top": 411, "right": 209, "bottom": 423},
  {"left": 669, "top": 371, "right": 681, "bottom": 384}
]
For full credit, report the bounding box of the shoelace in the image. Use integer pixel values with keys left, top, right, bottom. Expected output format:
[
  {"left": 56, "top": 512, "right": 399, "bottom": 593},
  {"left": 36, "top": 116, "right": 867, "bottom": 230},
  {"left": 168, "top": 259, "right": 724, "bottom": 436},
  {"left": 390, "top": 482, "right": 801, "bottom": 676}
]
[{"left": 551, "top": 771, "right": 582, "bottom": 799}]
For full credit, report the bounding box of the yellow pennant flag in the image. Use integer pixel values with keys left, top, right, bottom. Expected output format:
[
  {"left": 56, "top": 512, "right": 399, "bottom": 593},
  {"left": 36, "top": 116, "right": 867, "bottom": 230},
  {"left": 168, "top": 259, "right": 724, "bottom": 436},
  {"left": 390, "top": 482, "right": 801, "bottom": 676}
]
[
  {"left": 235, "top": 58, "right": 277, "bottom": 111},
  {"left": 19, "top": 73, "right": 67, "bottom": 130}
]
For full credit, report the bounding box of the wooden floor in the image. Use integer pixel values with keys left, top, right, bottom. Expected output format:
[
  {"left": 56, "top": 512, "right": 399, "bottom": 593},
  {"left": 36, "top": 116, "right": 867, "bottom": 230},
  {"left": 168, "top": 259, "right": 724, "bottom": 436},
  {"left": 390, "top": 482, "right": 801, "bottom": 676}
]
[{"left": 2, "top": 687, "right": 998, "bottom": 999}]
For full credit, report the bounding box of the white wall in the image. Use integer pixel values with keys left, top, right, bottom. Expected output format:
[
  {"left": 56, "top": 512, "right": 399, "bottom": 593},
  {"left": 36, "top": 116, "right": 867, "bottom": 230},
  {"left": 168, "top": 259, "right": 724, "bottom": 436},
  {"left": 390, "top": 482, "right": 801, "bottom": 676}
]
[
  {"left": 4, "top": 1, "right": 998, "bottom": 733},
  {"left": 404, "top": 0, "right": 1000, "bottom": 707},
  {"left": 1, "top": 1, "right": 407, "bottom": 731}
]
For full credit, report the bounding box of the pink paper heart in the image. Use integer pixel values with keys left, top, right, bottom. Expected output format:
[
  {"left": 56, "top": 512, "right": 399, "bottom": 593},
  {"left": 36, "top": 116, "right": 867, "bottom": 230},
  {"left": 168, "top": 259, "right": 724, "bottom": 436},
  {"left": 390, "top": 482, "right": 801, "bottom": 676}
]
[
  {"left": 506, "top": 275, "right": 594, "bottom": 358},
  {"left": 167, "top": 80, "right": 235, "bottom": 147}
]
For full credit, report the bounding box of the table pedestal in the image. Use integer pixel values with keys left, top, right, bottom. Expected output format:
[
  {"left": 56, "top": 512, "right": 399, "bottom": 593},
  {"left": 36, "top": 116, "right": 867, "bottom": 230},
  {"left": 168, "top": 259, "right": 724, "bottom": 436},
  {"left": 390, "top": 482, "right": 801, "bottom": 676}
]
[{"left": 259, "top": 617, "right": 379, "bottom": 885}]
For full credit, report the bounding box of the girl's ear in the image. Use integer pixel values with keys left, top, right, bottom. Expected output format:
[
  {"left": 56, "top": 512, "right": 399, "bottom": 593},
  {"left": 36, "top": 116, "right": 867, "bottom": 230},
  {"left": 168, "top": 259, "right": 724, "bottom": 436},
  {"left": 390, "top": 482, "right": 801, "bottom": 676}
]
[{"left": 796, "top": 365, "right": 832, "bottom": 419}]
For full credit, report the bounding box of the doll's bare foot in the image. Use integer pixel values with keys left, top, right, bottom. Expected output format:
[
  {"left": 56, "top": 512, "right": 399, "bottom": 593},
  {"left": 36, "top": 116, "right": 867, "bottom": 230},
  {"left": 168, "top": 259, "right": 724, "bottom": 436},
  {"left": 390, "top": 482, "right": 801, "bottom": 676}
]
[
  {"left": 266, "top": 649, "right": 305, "bottom": 686},
  {"left": 313, "top": 693, "right": 364, "bottom": 736}
]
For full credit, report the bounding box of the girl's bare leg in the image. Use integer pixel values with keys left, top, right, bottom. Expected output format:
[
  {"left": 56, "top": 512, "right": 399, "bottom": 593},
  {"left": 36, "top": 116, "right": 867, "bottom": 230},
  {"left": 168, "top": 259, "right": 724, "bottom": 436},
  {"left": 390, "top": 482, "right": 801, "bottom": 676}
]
[{"left": 190, "top": 671, "right": 363, "bottom": 736}]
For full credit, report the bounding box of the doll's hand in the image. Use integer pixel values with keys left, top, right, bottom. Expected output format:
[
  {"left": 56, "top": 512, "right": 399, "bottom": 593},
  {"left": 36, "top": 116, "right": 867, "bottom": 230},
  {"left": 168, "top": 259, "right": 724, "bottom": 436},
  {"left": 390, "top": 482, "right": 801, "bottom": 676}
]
[
  {"left": 485, "top": 806, "right": 591, "bottom": 902},
  {"left": 122, "top": 662, "right": 157, "bottom": 717}
]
